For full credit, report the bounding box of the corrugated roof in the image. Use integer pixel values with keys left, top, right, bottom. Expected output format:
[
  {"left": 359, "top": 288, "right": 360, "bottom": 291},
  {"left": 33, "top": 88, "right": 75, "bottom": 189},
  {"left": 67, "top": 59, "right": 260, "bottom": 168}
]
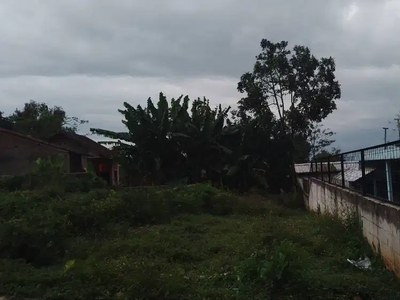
[
  {"left": 333, "top": 166, "right": 375, "bottom": 183},
  {"left": 295, "top": 163, "right": 311, "bottom": 173},
  {"left": 295, "top": 161, "right": 375, "bottom": 185}
]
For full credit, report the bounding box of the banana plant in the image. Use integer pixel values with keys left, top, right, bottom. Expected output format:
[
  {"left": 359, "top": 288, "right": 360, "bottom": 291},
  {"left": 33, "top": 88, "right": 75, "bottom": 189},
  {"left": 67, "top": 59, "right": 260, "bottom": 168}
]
[
  {"left": 90, "top": 92, "right": 273, "bottom": 189},
  {"left": 91, "top": 93, "right": 183, "bottom": 184},
  {"left": 170, "top": 97, "right": 237, "bottom": 182}
]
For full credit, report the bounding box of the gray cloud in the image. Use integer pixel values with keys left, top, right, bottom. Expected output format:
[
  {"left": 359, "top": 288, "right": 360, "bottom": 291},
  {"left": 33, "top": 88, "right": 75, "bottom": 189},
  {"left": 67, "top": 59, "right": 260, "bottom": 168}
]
[
  {"left": 0, "top": 0, "right": 349, "bottom": 78},
  {"left": 0, "top": 0, "right": 399, "bottom": 152}
]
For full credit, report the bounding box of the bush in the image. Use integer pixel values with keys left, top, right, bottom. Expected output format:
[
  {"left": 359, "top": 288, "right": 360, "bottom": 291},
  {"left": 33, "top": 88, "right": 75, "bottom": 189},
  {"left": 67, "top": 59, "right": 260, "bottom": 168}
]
[
  {"left": 1, "top": 185, "right": 400, "bottom": 300},
  {"left": 233, "top": 240, "right": 303, "bottom": 296},
  {"left": 0, "top": 175, "right": 30, "bottom": 192},
  {"left": 0, "top": 191, "right": 69, "bottom": 266},
  {"left": 0, "top": 172, "right": 107, "bottom": 194},
  {"left": 0, "top": 184, "right": 244, "bottom": 267},
  {"left": 62, "top": 173, "right": 107, "bottom": 193}
]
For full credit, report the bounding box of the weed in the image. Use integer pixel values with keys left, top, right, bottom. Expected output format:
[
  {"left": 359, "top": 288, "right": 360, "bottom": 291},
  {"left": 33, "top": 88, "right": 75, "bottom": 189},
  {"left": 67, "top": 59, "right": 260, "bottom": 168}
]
[{"left": 1, "top": 185, "right": 400, "bottom": 299}]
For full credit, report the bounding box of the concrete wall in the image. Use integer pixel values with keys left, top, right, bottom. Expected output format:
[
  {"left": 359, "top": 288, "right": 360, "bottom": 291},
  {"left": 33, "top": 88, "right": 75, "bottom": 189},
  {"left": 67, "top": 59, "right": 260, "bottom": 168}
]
[
  {"left": 0, "top": 131, "right": 70, "bottom": 176},
  {"left": 305, "top": 177, "right": 400, "bottom": 276}
]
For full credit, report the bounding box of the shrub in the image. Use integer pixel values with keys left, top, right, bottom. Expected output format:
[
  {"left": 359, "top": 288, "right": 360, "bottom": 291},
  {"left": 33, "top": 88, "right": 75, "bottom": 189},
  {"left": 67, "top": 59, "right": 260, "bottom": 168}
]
[
  {"left": 275, "top": 192, "right": 305, "bottom": 209},
  {"left": 62, "top": 173, "right": 107, "bottom": 193},
  {"left": 234, "top": 240, "right": 301, "bottom": 291},
  {"left": 0, "top": 175, "right": 30, "bottom": 192},
  {"left": 0, "top": 184, "right": 242, "bottom": 267},
  {"left": 0, "top": 203, "right": 69, "bottom": 266},
  {"left": 1, "top": 185, "right": 400, "bottom": 300}
]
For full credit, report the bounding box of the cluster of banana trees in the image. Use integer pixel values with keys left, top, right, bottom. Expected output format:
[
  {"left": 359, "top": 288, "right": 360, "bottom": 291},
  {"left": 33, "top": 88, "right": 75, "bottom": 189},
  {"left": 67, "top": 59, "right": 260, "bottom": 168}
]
[{"left": 91, "top": 93, "right": 292, "bottom": 192}]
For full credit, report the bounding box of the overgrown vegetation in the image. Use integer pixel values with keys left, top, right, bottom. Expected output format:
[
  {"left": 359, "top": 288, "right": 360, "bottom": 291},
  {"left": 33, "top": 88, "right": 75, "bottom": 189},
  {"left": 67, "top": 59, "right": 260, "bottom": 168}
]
[
  {"left": 88, "top": 39, "right": 342, "bottom": 191},
  {"left": 0, "top": 154, "right": 106, "bottom": 192},
  {"left": 1, "top": 184, "right": 399, "bottom": 300},
  {"left": 2, "top": 38, "right": 395, "bottom": 300}
]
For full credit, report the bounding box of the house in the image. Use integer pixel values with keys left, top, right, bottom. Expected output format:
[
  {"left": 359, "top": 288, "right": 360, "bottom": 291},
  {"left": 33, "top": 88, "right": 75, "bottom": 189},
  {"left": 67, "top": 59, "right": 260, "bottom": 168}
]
[
  {"left": 0, "top": 128, "right": 70, "bottom": 176},
  {"left": 0, "top": 128, "right": 120, "bottom": 185},
  {"left": 46, "top": 131, "right": 120, "bottom": 185}
]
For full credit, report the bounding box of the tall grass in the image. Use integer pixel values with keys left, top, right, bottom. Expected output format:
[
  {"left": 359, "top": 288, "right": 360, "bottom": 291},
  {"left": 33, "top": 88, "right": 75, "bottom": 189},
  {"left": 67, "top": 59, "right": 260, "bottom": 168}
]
[{"left": 0, "top": 185, "right": 399, "bottom": 300}]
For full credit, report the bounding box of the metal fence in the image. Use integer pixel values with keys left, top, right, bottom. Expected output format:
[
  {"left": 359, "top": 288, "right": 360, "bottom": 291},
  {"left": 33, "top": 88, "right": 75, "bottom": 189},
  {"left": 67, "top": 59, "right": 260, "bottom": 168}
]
[{"left": 311, "top": 140, "right": 400, "bottom": 203}]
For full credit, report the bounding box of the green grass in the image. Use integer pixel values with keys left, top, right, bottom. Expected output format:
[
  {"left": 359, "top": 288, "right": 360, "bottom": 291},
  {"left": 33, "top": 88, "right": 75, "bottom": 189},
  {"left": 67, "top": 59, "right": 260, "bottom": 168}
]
[{"left": 0, "top": 185, "right": 400, "bottom": 299}]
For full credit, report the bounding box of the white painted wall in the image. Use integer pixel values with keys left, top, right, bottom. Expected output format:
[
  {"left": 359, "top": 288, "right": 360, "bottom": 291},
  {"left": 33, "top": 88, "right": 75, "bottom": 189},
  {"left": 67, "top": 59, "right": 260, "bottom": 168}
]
[{"left": 306, "top": 177, "right": 400, "bottom": 276}]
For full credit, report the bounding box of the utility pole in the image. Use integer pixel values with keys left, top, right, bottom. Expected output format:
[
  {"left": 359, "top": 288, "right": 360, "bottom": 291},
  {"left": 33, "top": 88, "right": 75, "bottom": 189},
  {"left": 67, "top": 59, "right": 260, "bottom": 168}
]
[
  {"left": 383, "top": 127, "right": 388, "bottom": 144},
  {"left": 383, "top": 127, "right": 393, "bottom": 201},
  {"left": 395, "top": 118, "right": 400, "bottom": 141}
]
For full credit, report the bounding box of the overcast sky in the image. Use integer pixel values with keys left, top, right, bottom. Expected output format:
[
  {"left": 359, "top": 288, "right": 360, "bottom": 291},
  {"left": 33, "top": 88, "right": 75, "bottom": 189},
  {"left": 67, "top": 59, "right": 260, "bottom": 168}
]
[{"left": 1, "top": 0, "right": 400, "bottom": 151}]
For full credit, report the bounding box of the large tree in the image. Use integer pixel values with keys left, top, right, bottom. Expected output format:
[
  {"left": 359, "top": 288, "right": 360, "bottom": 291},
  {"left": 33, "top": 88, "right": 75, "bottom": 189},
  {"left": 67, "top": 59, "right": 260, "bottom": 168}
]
[
  {"left": 0, "top": 111, "right": 13, "bottom": 130},
  {"left": 237, "top": 39, "right": 341, "bottom": 140},
  {"left": 6, "top": 100, "right": 87, "bottom": 139},
  {"left": 236, "top": 39, "right": 341, "bottom": 190}
]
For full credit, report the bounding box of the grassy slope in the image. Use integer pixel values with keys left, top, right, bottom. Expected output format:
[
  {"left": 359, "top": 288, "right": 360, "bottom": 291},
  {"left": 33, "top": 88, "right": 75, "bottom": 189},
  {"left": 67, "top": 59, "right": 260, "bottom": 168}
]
[{"left": 0, "top": 185, "right": 400, "bottom": 300}]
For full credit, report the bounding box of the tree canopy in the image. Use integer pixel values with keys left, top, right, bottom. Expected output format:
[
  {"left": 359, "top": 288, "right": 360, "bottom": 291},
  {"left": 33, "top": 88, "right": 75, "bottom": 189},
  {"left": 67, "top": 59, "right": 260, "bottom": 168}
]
[
  {"left": 91, "top": 93, "right": 280, "bottom": 192},
  {"left": 237, "top": 39, "right": 341, "bottom": 147},
  {"left": 2, "top": 100, "right": 87, "bottom": 139},
  {"left": 0, "top": 111, "right": 13, "bottom": 130},
  {"left": 90, "top": 39, "right": 341, "bottom": 192}
]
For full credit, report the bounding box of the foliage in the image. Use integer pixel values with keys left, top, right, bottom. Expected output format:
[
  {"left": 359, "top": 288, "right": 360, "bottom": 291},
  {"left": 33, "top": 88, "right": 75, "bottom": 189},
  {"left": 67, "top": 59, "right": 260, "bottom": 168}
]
[
  {"left": 90, "top": 39, "right": 342, "bottom": 192},
  {"left": 62, "top": 173, "right": 107, "bottom": 193},
  {"left": 4, "top": 100, "right": 87, "bottom": 139},
  {"left": 0, "top": 184, "right": 238, "bottom": 266},
  {"left": 313, "top": 148, "right": 341, "bottom": 161},
  {"left": 233, "top": 239, "right": 299, "bottom": 292},
  {"left": 34, "top": 154, "right": 65, "bottom": 175},
  {"left": 3, "top": 39, "right": 342, "bottom": 194},
  {"left": 1, "top": 186, "right": 399, "bottom": 300},
  {"left": 0, "top": 175, "right": 30, "bottom": 192},
  {"left": 308, "top": 123, "right": 336, "bottom": 159},
  {"left": 91, "top": 93, "right": 186, "bottom": 184},
  {"left": 0, "top": 111, "right": 13, "bottom": 130},
  {"left": 237, "top": 39, "right": 341, "bottom": 164},
  {"left": 91, "top": 93, "right": 283, "bottom": 192},
  {"left": 0, "top": 155, "right": 66, "bottom": 191},
  {"left": 0, "top": 155, "right": 105, "bottom": 192}
]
